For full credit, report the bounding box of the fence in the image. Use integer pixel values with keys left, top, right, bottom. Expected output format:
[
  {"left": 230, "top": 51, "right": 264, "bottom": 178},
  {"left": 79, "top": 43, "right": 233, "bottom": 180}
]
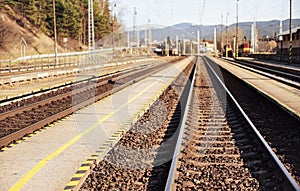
[
  {"left": 0, "top": 48, "right": 121, "bottom": 74},
  {"left": 251, "top": 53, "right": 300, "bottom": 64}
]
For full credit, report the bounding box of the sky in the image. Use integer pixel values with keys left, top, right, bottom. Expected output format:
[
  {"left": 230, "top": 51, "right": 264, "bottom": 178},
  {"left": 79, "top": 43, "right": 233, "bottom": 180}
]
[{"left": 114, "top": 0, "right": 300, "bottom": 28}]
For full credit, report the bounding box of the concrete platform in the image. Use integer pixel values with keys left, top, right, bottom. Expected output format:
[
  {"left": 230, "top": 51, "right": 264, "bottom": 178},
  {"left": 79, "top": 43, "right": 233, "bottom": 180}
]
[
  {"left": 0, "top": 57, "right": 193, "bottom": 191},
  {"left": 237, "top": 57, "right": 300, "bottom": 72},
  {"left": 208, "top": 56, "right": 300, "bottom": 119}
]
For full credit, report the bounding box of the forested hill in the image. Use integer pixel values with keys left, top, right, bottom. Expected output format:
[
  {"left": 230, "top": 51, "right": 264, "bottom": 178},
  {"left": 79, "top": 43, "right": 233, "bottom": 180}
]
[{"left": 0, "top": 0, "right": 116, "bottom": 59}]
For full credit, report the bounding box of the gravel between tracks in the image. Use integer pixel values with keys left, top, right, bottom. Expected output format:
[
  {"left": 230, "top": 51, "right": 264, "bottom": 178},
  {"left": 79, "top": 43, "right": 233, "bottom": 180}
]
[
  {"left": 80, "top": 58, "right": 294, "bottom": 190},
  {"left": 80, "top": 61, "right": 194, "bottom": 191},
  {"left": 0, "top": 60, "right": 179, "bottom": 141},
  {"left": 172, "top": 59, "right": 261, "bottom": 190},
  {"left": 207, "top": 56, "right": 300, "bottom": 186}
]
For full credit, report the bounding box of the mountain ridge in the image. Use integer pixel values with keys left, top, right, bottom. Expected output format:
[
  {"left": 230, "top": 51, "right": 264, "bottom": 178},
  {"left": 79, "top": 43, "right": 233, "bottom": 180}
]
[{"left": 136, "top": 19, "right": 300, "bottom": 42}]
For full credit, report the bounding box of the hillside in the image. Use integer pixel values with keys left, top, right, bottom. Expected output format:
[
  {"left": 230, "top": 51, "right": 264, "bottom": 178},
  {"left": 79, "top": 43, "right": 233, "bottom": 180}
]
[
  {"left": 0, "top": 0, "right": 114, "bottom": 60},
  {"left": 0, "top": 7, "right": 65, "bottom": 59}
]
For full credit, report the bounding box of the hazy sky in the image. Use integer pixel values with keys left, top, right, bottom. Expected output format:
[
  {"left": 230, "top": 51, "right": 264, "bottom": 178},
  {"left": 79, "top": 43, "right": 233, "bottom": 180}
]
[{"left": 115, "top": 0, "right": 300, "bottom": 28}]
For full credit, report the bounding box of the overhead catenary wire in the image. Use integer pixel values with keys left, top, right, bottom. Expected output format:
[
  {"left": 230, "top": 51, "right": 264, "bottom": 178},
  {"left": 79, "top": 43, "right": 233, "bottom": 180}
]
[{"left": 199, "top": 0, "right": 206, "bottom": 25}]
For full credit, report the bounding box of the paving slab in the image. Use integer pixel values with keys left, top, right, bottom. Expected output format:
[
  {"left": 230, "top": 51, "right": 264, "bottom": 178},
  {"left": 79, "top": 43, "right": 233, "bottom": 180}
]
[{"left": 210, "top": 56, "right": 300, "bottom": 119}]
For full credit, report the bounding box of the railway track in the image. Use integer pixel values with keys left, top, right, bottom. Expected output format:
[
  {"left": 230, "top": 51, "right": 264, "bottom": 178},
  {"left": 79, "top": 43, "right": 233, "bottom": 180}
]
[
  {"left": 220, "top": 57, "right": 300, "bottom": 89},
  {"left": 205, "top": 56, "right": 300, "bottom": 188},
  {"left": 0, "top": 56, "right": 160, "bottom": 98},
  {"left": 0, "top": 57, "right": 183, "bottom": 149},
  {"left": 166, "top": 57, "right": 299, "bottom": 190},
  {"left": 78, "top": 56, "right": 299, "bottom": 190},
  {"left": 0, "top": 57, "right": 165, "bottom": 107},
  {"left": 79, "top": 57, "right": 196, "bottom": 191}
]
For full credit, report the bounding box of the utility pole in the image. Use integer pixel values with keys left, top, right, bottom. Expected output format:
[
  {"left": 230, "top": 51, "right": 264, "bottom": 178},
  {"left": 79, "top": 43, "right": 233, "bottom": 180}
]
[
  {"left": 279, "top": 15, "right": 283, "bottom": 55},
  {"left": 112, "top": 3, "right": 116, "bottom": 58},
  {"left": 233, "top": 36, "right": 236, "bottom": 58},
  {"left": 178, "top": 41, "right": 181, "bottom": 56},
  {"left": 127, "top": 30, "right": 130, "bottom": 48},
  {"left": 190, "top": 40, "right": 193, "bottom": 55},
  {"left": 145, "top": 18, "right": 148, "bottom": 48},
  {"left": 176, "top": 35, "right": 179, "bottom": 55},
  {"left": 197, "top": 30, "right": 200, "bottom": 55},
  {"left": 165, "top": 38, "right": 169, "bottom": 57},
  {"left": 53, "top": 0, "right": 58, "bottom": 65},
  {"left": 183, "top": 39, "right": 186, "bottom": 55},
  {"left": 214, "top": 27, "right": 217, "bottom": 55},
  {"left": 88, "top": 0, "right": 95, "bottom": 61},
  {"left": 226, "top": 12, "right": 229, "bottom": 58},
  {"left": 133, "top": 7, "right": 137, "bottom": 49},
  {"left": 220, "top": 14, "right": 223, "bottom": 57},
  {"left": 137, "top": 28, "right": 139, "bottom": 48},
  {"left": 289, "top": 0, "right": 292, "bottom": 63},
  {"left": 251, "top": 24, "right": 255, "bottom": 53},
  {"left": 148, "top": 18, "right": 152, "bottom": 50},
  {"left": 236, "top": 0, "right": 239, "bottom": 58}
]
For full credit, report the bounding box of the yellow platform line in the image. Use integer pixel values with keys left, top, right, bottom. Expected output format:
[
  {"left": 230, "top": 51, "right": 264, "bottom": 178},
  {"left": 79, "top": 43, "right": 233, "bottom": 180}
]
[
  {"left": 63, "top": 64, "right": 178, "bottom": 191},
  {"left": 10, "top": 58, "right": 191, "bottom": 191},
  {"left": 9, "top": 75, "right": 162, "bottom": 191}
]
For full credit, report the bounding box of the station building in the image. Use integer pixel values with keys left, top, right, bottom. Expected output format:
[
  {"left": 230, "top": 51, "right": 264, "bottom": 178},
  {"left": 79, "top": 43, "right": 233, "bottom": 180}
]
[{"left": 277, "top": 26, "right": 300, "bottom": 62}]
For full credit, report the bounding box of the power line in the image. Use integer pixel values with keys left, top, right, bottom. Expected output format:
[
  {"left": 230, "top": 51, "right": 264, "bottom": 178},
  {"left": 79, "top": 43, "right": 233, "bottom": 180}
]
[
  {"left": 142, "top": 0, "right": 161, "bottom": 18},
  {"left": 199, "top": 0, "right": 206, "bottom": 25},
  {"left": 253, "top": 0, "right": 265, "bottom": 21}
]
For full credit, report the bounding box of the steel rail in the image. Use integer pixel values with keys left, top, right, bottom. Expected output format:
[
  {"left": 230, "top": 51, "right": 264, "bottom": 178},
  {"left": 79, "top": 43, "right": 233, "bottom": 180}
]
[
  {"left": 164, "top": 57, "right": 197, "bottom": 191},
  {"left": 165, "top": 55, "right": 300, "bottom": 190},
  {"left": 221, "top": 58, "right": 300, "bottom": 89},
  {"left": 204, "top": 56, "right": 300, "bottom": 190},
  {"left": 0, "top": 58, "right": 183, "bottom": 149},
  {"left": 0, "top": 58, "right": 166, "bottom": 107}
]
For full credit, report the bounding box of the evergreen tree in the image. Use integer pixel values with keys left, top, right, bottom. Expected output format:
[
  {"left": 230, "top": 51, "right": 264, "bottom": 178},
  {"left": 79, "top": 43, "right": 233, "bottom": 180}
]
[{"left": 2, "top": 0, "right": 117, "bottom": 47}]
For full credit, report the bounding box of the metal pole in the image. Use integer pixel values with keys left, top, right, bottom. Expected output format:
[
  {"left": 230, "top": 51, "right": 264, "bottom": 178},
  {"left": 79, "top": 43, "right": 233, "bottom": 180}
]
[
  {"left": 183, "top": 39, "right": 186, "bottom": 55},
  {"left": 233, "top": 36, "right": 236, "bottom": 58},
  {"left": 236, "top": 0, "right": 239, "bottom": 58},
  {"left": 226, "top": 12, "right": 229, "bottom": 58},
  {"left": 88, "top": 0, "right": 95, "bottom": 61},
  {"left": 251, "top": 24, "right": 254, "bottom": 53},
  {"left": 214, "top": 27, "right": 217, "bottom": 55},
  {"left": 148, "top": 18, "right": 152, "bottom": 50},
  {"left": 179, "top": 41, "right": 181, "bottom": 56},
  {"left": 112, "top": 3, "right": 116, "bottom": 58},
  {"left": 289, "top": 0, "right": 292, "bottom": 63},
  {"left": 127, "top": 30, "right": 130, "bottom": 48},
  {"left": 137, "top": 30, "right": 139, "bottom": 49},
  {"left": 176, "top": 35, "right": 179, "bottom": 55},
  {"left": 190, "top": 40, "right": 193, "bottom": 55},
  {"left": 145, "top": 19, "right": 147, "bottom": 48},
  {"left": 133, "top": 7, "right": 136, "bottom": 46},
  {"left": 197, "top": 30, "right": 200, "bottom": 55},
  {"left": 165, "top": 39, "right": 169, "bottom": 56},
  {"left": 53, "top": 0, "right": 58, "bottom": 65},
  {"left": 220, "top": 14, "right": 223, "bottom": 57}
]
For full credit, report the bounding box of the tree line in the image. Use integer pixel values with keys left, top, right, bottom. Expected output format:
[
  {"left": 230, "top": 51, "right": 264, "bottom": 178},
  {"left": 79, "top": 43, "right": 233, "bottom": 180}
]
[{"left": 2, "top": 0, "right": 116, "bottom": 46}]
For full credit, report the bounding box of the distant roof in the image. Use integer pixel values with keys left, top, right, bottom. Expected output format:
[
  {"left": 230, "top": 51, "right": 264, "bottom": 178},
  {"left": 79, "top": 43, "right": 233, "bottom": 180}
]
[{"left": 278, "top": 26, "right": 300, "bottom": 36}]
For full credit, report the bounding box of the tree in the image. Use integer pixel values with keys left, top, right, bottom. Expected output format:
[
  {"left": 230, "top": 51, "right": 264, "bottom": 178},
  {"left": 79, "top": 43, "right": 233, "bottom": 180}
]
[
  {"left": 54, "top": 0, "right": 82, "bottom": 39},
  {"left": 2, "top": 0, "right": 117, "bottom": 47},
  {"left": 22, "top": 0, "right": 47, "bottom": 31}
]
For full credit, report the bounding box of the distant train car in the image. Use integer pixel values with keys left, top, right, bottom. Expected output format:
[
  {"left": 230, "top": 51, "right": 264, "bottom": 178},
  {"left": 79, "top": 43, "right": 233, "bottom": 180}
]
[
  {"left": 154, "top": 44, "right": 178, "bottom": 56},
  {"left": 154, "top": 44, "right": 164, "bottom": 55},
  {"left": 239, "top": 43, "right": 251, "bottom": 56}
]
